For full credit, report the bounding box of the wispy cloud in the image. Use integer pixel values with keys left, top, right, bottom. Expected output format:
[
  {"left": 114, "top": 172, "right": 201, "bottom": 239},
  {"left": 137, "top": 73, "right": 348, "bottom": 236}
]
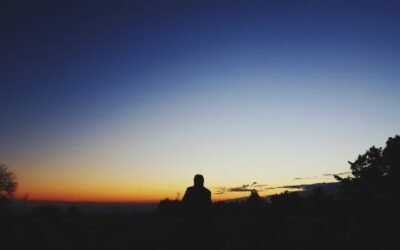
[
  {"left": 294, "top": 171, "right": 352, "bottom": 181},
  {"left": 254, "top": 184, "right": 269, "bottom": 188},
  {"left": 214, "top": 172, "right": 349, "bottom": 195},
  {"left": 276, "top": 182, "right": 340, "bottom": 194},
  {"left": 278, "top": 184, "right": 314, "bottom": 189},
  {"left": 293, "top": 176, "right": 319, "bottom": 181},
  {"left": 213, "top": 182, "right": 269, "bottom": 195},
  {"left": 214, "top": 182, "right": 341, "bottom": 197},
  {"left": 322, "top": 171, "right": 351, "bottom": 177}
]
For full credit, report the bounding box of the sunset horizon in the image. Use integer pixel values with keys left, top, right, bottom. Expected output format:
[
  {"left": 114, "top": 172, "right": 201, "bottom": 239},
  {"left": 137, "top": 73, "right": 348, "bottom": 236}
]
[
  {"left": 2, "top": 1, "right": 399, "bottom": 249},
  {"left": 2, "top": 0, "right": 399, "bottom": 207}
]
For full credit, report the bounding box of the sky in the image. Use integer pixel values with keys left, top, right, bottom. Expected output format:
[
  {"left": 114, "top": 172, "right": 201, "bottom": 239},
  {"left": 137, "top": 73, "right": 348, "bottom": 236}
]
[{"left": 1, "top": 0, "right": 399, "bottom": 202}]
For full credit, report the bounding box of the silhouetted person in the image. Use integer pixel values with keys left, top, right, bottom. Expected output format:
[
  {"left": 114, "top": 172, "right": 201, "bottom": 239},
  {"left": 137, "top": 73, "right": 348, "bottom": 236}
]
[{"left": 182, "top": 174, "right": 212, "bottom": 211}]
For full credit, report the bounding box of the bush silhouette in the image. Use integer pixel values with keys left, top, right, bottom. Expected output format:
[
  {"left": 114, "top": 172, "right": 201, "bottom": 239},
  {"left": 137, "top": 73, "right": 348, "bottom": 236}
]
[
  {"left": 0, "top": 163, "right": 18, "bottom": 201},
  {"left": 0, "top": 164, "right": 18, "bottom": 213}
]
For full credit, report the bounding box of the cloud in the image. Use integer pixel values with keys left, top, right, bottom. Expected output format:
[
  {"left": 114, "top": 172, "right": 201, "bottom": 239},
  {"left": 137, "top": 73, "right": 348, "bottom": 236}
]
[
  {"left": 279, "top": 184, "right": 311, "bottom": 189},
  {"left": 213, "top": 182, "right": 269, "bottom": 195},
  {"left": 214, "top": 187, "right": 228, "bottom": 195},
  {"left": 254, "top": 184, "right": 269, "bottom": 188},
  {"left": 213, "top": 173, "right": 346, "bottom": 195},
  {"left": 293, "top": 176, "right": 318, "bottom": 181},
  {"left": 276, "top": 182, "right": 340, "bottom": 195},
  {"left": 322, "top": 171, "right": 351, "bottom": 177},
  {"left": 294, "top": 171, "right": 352, "bottom": 180},
  {"left": 214, "top": 182, "right": 341, "bottom": 201},
  {"left": 228, "top": 187, "right": 253, "bottom": 192}
]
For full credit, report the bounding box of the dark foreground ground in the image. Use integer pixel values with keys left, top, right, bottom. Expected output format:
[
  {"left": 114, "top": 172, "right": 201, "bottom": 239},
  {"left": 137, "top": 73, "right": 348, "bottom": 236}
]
[{"left": 1, "top": 205, "right": 396, "bottom": 250}]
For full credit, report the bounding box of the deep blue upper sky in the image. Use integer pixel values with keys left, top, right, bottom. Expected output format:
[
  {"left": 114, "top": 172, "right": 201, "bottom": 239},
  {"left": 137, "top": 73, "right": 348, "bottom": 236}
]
[
  {"left": 2, "top": 1, "right": 399, "bottom": 141},
  {"left": 1, "top": 0, "right": 400, "bottom": 200}
]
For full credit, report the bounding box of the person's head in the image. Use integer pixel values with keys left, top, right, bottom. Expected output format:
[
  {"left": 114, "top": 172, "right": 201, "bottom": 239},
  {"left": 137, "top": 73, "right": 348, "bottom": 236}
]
[{"left": 194, "top": 174, "right": 204, "bottom": 187}]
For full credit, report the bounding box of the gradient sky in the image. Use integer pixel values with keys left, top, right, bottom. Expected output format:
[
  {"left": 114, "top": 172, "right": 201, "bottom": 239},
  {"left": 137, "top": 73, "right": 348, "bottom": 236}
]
[{"left": 1, "top": 0, "right": 399, "bottom": 202}]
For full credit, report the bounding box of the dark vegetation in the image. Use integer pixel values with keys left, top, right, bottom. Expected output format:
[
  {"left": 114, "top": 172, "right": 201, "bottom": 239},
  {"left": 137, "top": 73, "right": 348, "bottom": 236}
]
[
  {"left": 0, "top": 163, "right": 18, "bottom": 213},
  {"left": 1, "top": 135, "right": 399, "bottom": 249}
]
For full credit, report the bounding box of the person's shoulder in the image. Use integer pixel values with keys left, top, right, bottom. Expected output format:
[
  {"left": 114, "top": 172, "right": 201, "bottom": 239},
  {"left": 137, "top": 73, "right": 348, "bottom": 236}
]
[
  {"left": 186, "top": 186, "right": 195, "bottom": 192},
  {"left": 203, "top": 187, "right": 211, "bottom": 194}
]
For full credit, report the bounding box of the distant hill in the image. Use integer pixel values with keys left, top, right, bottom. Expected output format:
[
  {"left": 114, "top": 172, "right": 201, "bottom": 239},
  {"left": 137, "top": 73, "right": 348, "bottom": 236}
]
[
  {"left": 11, "top": 200, "right": 158, "bottom": 214},
  {"left": 221, "top": 182, "right": 340, "bottom": 203},
  {"left": 291, "top": 182, "right": 340, "bottom": 197}
]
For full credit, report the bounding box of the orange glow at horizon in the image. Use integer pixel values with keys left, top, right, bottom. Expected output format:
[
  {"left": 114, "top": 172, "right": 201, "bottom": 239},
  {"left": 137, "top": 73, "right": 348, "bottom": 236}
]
[
  {"left": 11, "top": 152, "right": 341, "bottom": 204},
  {"left": 14, "top": 184, "right": 307, "bottom": 203},
  {"left": 14, "top": 184, "right": 174, "bottom": 203}
]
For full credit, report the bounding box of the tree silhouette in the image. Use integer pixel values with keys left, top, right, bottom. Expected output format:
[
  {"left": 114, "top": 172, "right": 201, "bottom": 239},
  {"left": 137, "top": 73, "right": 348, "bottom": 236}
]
[
  {"left": 0, "top": 163, "right": 18, "bottom": 201},
  {"left": 335, "top": 135, "right": 400, "bottom": 201},
  {"left": 246, "top": 189, "right": 264, "bottom": 209},
  {"left": 383, "top": 135, "right": 400, "bottom": 185}
]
